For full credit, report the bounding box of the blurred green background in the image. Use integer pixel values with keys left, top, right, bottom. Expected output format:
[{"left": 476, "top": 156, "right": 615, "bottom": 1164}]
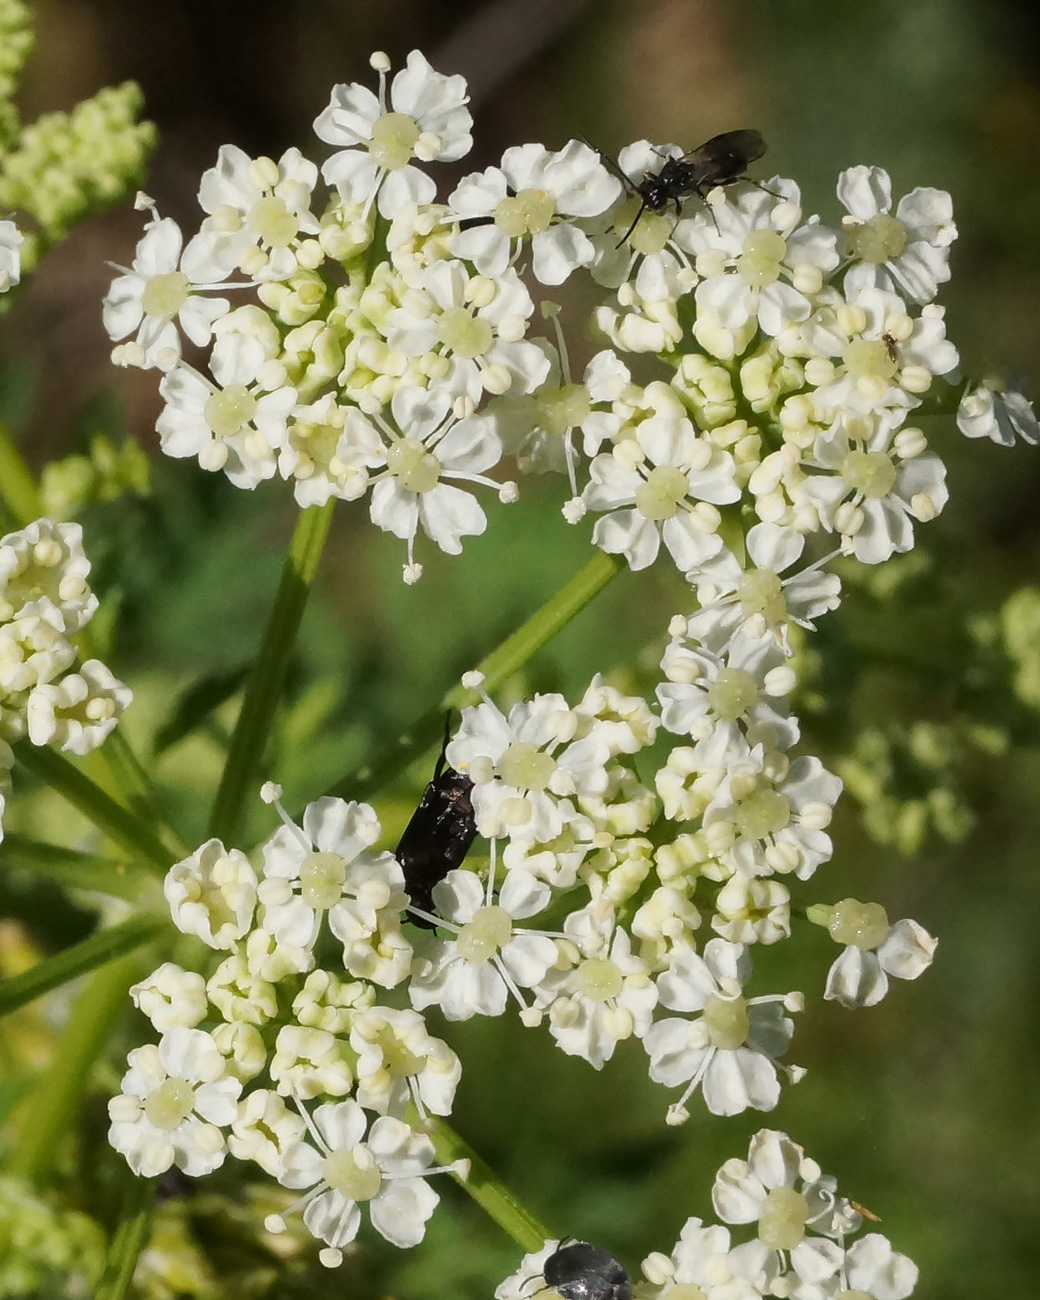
[{"left": 2, "top": 0, "right": 1040, "bottom": 1296}]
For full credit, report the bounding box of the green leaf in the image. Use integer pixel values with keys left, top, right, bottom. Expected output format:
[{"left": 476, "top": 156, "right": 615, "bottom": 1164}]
[
  {"left": 95, "top": 1171, "right": 157, "bottom": 1300},
  {"left": 153, "top": 664, "right": 249, "bottom": 755},
  {"left": 0, "top": 912, "right": 166, "bottom": 1017}
]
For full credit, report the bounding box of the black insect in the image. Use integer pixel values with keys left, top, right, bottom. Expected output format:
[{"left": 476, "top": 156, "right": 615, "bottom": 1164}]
[
  {"left": 605, "top": 129, "right": 767, "bottom": 245},
  {"left": 395, "top": 717, "right": 475, "bottom": 928},
  {"left": 541, "top": 1241, "right": 632, "bottom": 1300}
]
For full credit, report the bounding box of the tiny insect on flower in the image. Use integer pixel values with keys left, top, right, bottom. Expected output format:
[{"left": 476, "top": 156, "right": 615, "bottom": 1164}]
[{"left": 541, "top": 1241, "right": 631, "bottom": 1300}]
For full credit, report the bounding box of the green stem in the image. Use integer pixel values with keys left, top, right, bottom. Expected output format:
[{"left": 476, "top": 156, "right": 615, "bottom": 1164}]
[
  {"left": 0, "top": 832, "right": 155, "bottom": 902},
  {"left": 0, "top": 912, "right": 166, "bottom": 1017},
  {"left": 330, "top": 550, "right": 625, "bottom": 804},
  {"left": 207, "top": 500, "right": 335, "bottom": 844},
  {"left": 0, "top": 418, "right": 41, "bottom": 523},
  {"left": 13, "top": 743, "right": 173, "bottom": 870},
  {"left": 94, "top": 1172, "right": 157, "bottom": 1300},
  {"left": 426, "top": 1115, "right": 554, "bottom": 1251},
  {"left": 4, "top": 950, "right": 145, "bottom": 1182}
]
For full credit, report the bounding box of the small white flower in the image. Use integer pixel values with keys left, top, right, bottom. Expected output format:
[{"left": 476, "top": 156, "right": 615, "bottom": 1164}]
[
  {"left": 206, "top": 950, "right": 278, "bottom": 1024},
  {"left": 269, "top": 1024, "right": 354, "bottom": 1100},
  {"left": 129, "top": 962, "right": 208, "bottom": 1032},
  {"left": 350, "top": 1005, "right": 462, "bottom": 1118},
  {"left": 0, "top": 519, "right": 97, "bottom": 634},
  {"left": 450, "top": 139, "right": 621, "bottom": 284},
  {"left": 279, "top": 392, "right": 386, "bottom": 508},
  {"left": 408, "top": 867, "right": 559, "bottom": 1020},
  {"left": 229, "top": 1088, "right": 306, "bottom": 1177},
  {"left": 957, "top": 381, "right": 1040, "bottom": 447},
  {"left": 293, "top": 968, "right": 375, "bottom": 1034},
  {"left": 822, "top": 899, "right": 937, "bottom": 1008},
  {"left": 107, "top": 1027, "right": 242, "bottom": 1177},
  {"left": 103, "top": 211, "right": 230, "bottom": 371},
  {"left": 0, "top": 614, "right": 76, "bottom": 694},
  {"left": 644, "top": 939, "right": 798, "bottom": 1122},
  {"left": 0, "top": 218, "right": 22, "bottom": 292},
  {"left": 639, "top": 1216, "right": 774, "bottom": 1300},
  {"left": 838, "top": 165, "right": 956, "bottom": 304},
  {"left": 844, "top": 1232, "right": 919, "bottom": 1300},
  {"left": 268, "top": 1098, "right": 441, "bottom": 1264},
  {"left": 26, "top": 659, "right": 133, "bottom": 755},
  {"left": 164, "top": 838, "right": 257, "bottom": 950},
  {"left": 315, "top": 50, "right": 472, "bottom": 219},
  {"left": 212, "top": 1021, "right": 268, "bottom": 1083}
]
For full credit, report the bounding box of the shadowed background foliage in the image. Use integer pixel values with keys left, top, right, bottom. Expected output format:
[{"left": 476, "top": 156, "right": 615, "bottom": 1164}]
[{"left": 1, "top": 1, "right": 1039, "bottom": 1297}]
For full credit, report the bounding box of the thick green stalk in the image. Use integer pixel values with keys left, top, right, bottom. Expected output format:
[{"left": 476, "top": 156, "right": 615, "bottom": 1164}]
[
  {"left": 94, "top": 1171, "right": 158, "bottom": 1300},
  {"left": 13, "top": 742, "right": 173, "bottom": 870},
  {"left": 4, "top": 950, "right": 145, "bottom": 1182},
  {"left": 426, "top": 1115, "right": 554, "bottom": 1251},
  {"left": 329, "top": 550, "right": 625, "bottom": 804},
  {"left": 208, "top": 500, "right": 335, "bottom": 844},
  {"left": 0, "top": 912, "right": 166, "bottom": 1017}
]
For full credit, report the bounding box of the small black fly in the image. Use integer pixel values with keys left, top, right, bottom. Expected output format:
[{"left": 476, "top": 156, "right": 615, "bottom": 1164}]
[
  {"left": 602, "top": 128, "right": 767, "bottom": 246},
  {"left": 541, "top": 1242, "right": 632, "bottom": 1300},
  {"left": 395, "top": 717, "right": 476, "bottom": 928}
]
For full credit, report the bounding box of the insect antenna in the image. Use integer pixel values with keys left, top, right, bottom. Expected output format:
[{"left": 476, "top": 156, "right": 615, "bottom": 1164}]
[{"left": 615, "top": 197, "right": 649, "bottom": 249}]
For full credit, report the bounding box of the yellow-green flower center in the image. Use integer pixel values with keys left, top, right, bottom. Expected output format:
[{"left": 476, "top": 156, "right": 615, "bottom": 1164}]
[
  {"left": 387, "top": 437, "right": 442, "bottom": 493},
  {"left": 841, "top": 448, "right": 897, "bottom": 499},
  {"left": 635, "top": 465, "right": 690, "bottom": 521},
  {"left": 573, "top": 957, "right": 624, "bottom": 1002},
  {"left": 702, "top": 992, "right": 750, "bottom": 1049},
  {"left": 436, "top": 306, "right": 494, "bottom": 359},
  {"left": 321, "top": 1147, "right": 383, "bottom": 1202},
  {"left": 457, "top": 905, "right": 513, "bottom": 964},
  {"left": 737, "top": 228, "right": 787, "bottom": 289},
  {"left": 248, "top": 195, "right": 297, "bottom": 248},
  {"left": 536, "top": 384, "right": 591, "bottom": 437},
  {"left": 495, "top": 188, "right": 556, "bottom": 238},
  {"left": 144, "top": 1077, "right": 195, "bottom": 1131},
  {"left": 299, "top": 850, "right": 347, "bottom": 910},
  {"left": 497, "top": 740, "right": 556, "bottom": 791},
  {"left": 369, "top": 112, "right": 421, "bottom": 170},
  {"left": 374, "top": 1025, "right": 426, "bottom": 1077},
  {"left": 842, "top": 338, "right": 898, "bottom": 384},
  {"left": 737, "top": 568, "right": 785, "bottom": 623},
  {"left": 828, "top": 898, "right": 890, "bottom": 950},
  {"left": 847, "top": 213, "right": 908, "bottom": 264},
  {"left": 141, "top": 270, "right": 190, "bottom": 318},
  {"left": 758, "top": 1186, "right": 809, "bottom": 1249},
  {"left": 734, "top": 787, "right": 791, "bottom": 839},
  {"left": 204, "top": 384, "right": 257, "bottom": 438},
  {"left": 707, "top": 667, "right": 760, "bottom": 721},
  {"left": 664, "top": 1286, "right": 708, "bottom": 1300}
]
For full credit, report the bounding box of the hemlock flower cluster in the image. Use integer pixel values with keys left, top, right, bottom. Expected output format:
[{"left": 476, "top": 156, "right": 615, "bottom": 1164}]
[{"left": 102, "top": 45, "right": 1031, "bottom": 1284}]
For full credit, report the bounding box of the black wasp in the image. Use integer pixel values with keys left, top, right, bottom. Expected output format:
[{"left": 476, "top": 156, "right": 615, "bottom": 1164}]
[
  {"left": 604, "top": 128, "right": 767, "bottom": 245},
  {"left": 394, "top": 717, "right": 476, "bottom": 928},
  {"left": 540, "top": 1242, "right": 631, "bottom": 1300}
]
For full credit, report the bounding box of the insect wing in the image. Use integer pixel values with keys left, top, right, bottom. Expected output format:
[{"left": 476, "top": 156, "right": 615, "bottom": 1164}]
[{"left": 683, "top": 129, "right": 766, "bottom": 188}]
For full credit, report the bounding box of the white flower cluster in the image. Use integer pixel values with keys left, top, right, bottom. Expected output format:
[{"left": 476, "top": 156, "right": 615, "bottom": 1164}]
[
  {"left": 109, "top": 792, "right": 464, "bottom": 1267},
  {"left": 0, "top": 517, "right": 131, "bottom": 836},
  {"left": 498, "top": 1129, "right": 919, "bottom": 1300}
]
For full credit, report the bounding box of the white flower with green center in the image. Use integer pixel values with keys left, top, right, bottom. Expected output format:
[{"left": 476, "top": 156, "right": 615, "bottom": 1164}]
[
  {"left": 279, "top": 393, "right": 387, "bottom": 508},
  {"left": 0, "top": 218, "right": 21, "bottom": 292},
  {"left": 386, "top": 260, "right": 549, "bottom": 402},
  {"left": 259, "top": 795, "right": 412, "bottom": 987},
  {"left": 107, "top": 1027, "right": 242, "bottom": 1177},
  {"left": 639, "top": 1216, "right": 775, "bottom": 1300},
  {"left": 350, "top": 1005, "right": 462, "bottom": 1118},
  {"left": 712, "top": 873, "right": 791, "bottom": 946},
  {"left": 447, "top": 690, "right": 613, "bottom": 843},
  {"left": 0, "top": 613, "right": 76, "bottom": 694},
  {"left": 838, "top": 165, "right": 956, "bottom": 305},
  {"left": 583, "top": 414, "right": 740, "bottom": 573},
  {"left": 688, "top": 177, "right": 839, "bottom": 336},
  {"left": 957, "top": 380, "right": 1040, "bottom": 447},
  {"left": 315, "top": 50, "right": 473, "bottom": 220},
  {"left": 796, "top": 414, "right": 948, "bottom": 564},
  {"left": 228, "top": 1089, "right": 306, "bottom": 1177},
  {"left": 26, "top": 658, "right": 133, "bottom": 755},
  {"left": 193, "top": 144, "right": 321, "bottom": 282},
  {"left": 156, "top": 330, "right": 297, "bottom": 489},
  {"left": 103, "top": 212, "right": 231, "bottom": 370},
  {"left": 797, "top": 286, "right": 958, "bottom": 421},
  {"left": 0, "top": 518, "right": 97, "bottom": 634},
  {"left": 267, "top": 1098, "right": 442, "bottom": 1264},
  {"left": 408, "top": 867, "right": 559, "bottom": 1021},
  {"left": 450, "top": 139, "right": 621, "bottom": 284},
  {"left": 129, "top": 962, "right": 208, "bottom": 1033},
  {"left": 357, "top": 385, "right": 512, "bottom": 584},
  {"left": 164, "top": 838, "right": 257, "bottom": 951},
  {"left": 657, "top": 623, "right": 798, "bottom": 752},
  {"left": 269, "top": 1024, "right": 354, "bottom": 1100},
  {"left": 206, "top": 950, "right": 278, "bottom": 1025},
  {"left": 841, "top": 1233, "right": 919, "bottom": 1300},
  {"left": 644, "top": 939, "right": 799, "bottom": 1123},
  {"left": 685, "top": 523, "right": 842, "bottom": 654},
  {"left": 712, "top": 1129, "right": 861, "bottom": 1290},
  {"left": 536, "top": 901, "right": 658, "bottom": 1068},
  {"left": 820, "top": 899, "right": 937, "bottom": 1008},
  {"left": 700, "top": 741, "right": 843, "bottom": 881}
]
